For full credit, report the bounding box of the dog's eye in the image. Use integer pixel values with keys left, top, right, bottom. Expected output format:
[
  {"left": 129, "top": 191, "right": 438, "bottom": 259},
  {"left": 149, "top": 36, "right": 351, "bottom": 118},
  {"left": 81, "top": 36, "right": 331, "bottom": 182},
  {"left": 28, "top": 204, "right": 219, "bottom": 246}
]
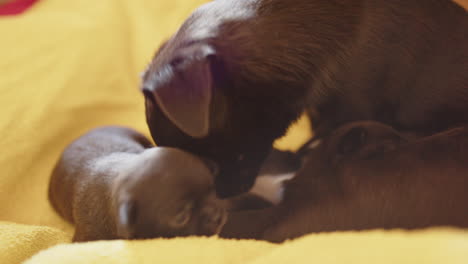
[{"left": 170, "top": 202, "right": 193, "bottom": 228}]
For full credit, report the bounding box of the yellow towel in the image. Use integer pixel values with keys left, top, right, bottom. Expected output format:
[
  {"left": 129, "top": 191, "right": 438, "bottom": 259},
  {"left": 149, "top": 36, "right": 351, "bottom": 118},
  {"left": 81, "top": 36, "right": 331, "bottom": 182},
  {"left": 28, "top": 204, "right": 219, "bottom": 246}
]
[
  {"left": 0, "top": 0, "right": 467, "bottom": 263},
  {"left": 23, "top": 229, "right": 468, "bottom": 264}
]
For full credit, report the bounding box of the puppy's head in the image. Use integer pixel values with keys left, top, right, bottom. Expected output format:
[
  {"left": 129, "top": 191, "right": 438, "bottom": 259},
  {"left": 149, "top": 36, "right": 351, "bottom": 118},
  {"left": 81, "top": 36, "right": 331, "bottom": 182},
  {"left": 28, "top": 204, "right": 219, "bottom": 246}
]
[
  {"left": 112, "top": 147, "right": 226, "bottom": 240},
  {"left": 141, "top": 0, "right": 313, "bottom": 198}
]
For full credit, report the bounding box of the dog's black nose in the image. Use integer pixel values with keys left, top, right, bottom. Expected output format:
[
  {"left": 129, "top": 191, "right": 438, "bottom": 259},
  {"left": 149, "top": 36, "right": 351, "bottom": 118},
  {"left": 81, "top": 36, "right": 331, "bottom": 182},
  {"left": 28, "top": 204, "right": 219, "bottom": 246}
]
[{"left": 215, "top": 169, "right": 256, "bottom": 198}]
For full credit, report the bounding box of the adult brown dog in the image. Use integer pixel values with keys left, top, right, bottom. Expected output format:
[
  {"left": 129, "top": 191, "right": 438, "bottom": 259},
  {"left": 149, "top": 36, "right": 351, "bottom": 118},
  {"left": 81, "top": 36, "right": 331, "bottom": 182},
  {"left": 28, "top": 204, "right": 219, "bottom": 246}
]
[
  {"left": 142, "top": 0, "right": 468, "bottom": 197},
  {"left": 221, "top": 121, "right": 468, "bottom": 242}
]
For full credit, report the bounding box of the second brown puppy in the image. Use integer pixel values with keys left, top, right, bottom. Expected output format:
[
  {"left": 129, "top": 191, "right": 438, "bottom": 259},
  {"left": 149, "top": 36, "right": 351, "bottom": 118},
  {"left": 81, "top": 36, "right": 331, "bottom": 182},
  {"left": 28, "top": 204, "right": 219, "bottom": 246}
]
[{"left": 221, "top": 121, "right": 468, "bottom": 242}]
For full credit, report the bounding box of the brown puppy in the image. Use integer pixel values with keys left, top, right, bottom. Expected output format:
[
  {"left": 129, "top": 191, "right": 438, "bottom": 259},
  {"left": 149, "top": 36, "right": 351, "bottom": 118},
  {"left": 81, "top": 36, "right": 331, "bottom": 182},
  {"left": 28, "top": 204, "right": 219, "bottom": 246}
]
[
  {"left": 221, "top": 121, "right": 468, "bottom": 242},
  {"left": 48, "top": 126, "right": 226, "bottom": 242},
  {"left": 141, "top": 0, "right": 468, "bottom": 197}
]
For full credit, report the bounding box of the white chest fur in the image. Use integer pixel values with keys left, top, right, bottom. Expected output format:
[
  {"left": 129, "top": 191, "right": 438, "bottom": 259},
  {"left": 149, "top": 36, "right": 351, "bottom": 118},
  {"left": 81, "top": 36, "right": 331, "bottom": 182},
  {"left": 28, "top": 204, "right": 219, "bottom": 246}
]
[{"left": 250, "top": 172, "right": 295, "bottom": 204}]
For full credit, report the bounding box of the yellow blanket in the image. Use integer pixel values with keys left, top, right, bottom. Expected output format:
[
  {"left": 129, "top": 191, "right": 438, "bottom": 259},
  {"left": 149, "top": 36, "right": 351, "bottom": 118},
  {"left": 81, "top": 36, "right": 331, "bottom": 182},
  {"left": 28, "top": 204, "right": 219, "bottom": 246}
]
[{"left": 0, "top": 0, "right": 467, "bottom": 263}]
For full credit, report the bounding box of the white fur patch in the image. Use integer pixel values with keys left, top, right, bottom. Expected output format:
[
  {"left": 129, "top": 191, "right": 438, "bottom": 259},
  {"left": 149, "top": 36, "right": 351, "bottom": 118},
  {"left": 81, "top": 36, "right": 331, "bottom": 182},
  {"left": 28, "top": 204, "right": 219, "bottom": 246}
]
[{"left": 250, "top": 173, "right": 295, "bottom": 204}]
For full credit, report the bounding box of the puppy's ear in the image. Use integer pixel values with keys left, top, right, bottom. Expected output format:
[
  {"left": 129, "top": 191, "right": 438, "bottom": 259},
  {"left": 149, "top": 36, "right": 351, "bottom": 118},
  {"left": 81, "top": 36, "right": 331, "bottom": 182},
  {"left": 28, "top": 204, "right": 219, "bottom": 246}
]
[
  {"left": 117, "top": 200, "right": 138, "bottom": 239},
  {"left": 143, "top": 46, "right": 216, "bottom": 138},
  {"left": 337, "top": 126, "right": 368, "bottom": 155}
]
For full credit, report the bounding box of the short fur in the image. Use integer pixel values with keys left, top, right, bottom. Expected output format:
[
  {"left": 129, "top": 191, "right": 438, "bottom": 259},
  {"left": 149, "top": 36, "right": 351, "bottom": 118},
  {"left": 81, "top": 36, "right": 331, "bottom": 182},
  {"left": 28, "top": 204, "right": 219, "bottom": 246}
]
[
  {"left": 220, "top": 121, "right": 468, "bottom": 242},
  {"left": 48, "top": 126, "right": 226, "bottom": 242},
  {"left": 142, "top": 0, "right": 468, "bottom": 197}
]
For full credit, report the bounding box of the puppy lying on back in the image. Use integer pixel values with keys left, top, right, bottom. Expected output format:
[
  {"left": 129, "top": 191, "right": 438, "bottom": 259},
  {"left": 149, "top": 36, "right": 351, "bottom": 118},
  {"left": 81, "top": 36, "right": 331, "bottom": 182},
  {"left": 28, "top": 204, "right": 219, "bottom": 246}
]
[
  {"left": 49, "top": 126, "right": 226, "bottom": 242},
  {"left": 142, "top": 0, "right": 468, "bottom": 197},
  {"left": 221, "top": 121, "right": 468, "bottom": 242}
]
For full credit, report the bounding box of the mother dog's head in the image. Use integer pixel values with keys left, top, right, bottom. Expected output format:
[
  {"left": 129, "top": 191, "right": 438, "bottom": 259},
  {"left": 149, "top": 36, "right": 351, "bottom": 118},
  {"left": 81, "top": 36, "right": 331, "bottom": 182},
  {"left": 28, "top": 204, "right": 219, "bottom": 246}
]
[{"left": 141, "top": 0, "right": 351, "bottom": 197}]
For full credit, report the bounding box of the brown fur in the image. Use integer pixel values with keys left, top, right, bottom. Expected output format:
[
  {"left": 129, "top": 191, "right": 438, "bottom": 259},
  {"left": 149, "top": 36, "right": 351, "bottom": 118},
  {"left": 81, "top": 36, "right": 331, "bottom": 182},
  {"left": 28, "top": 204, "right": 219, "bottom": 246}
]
[
  {"left": 48, "top": 126, "right": 226, "bottom": 242},
  {"left": 49, "top": 123, "right": 468, "bottom": 242},
  {"left": 142, "top": 0, "right": 468, "bottom": 197},
  {"left": 221, "top": 121, "right": 468, "bottom": 242}
]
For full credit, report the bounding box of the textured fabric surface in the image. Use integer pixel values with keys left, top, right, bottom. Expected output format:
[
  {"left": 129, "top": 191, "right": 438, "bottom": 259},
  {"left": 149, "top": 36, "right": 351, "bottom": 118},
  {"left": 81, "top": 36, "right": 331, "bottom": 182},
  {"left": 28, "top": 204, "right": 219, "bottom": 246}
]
[
  {"left": 23, "top": 229, "right": 468, "bottom": 264},
  {"left": 0, "top": 0, "right": 467, "bottom": 263}
]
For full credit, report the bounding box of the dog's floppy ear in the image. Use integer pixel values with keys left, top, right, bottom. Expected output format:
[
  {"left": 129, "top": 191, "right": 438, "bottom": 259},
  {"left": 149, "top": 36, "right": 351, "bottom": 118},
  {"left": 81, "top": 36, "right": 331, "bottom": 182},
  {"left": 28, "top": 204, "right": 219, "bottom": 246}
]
[{"left": 143, "top": 46, "right": 216, "bottom": 138}]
